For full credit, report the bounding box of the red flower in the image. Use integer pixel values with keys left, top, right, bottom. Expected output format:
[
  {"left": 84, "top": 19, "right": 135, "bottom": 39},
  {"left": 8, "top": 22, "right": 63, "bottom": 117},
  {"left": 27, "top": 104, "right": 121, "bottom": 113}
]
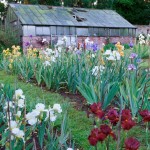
[
  {"left": 100, "top": 124, "right": 117, "bottom": 140},
  {"left": 90, "top": 102, "right": 105, "bottom": 119},
  {"left": 139, "top": 110, "right": 150, "bottom": 122},
  {"left": 109, "top": 132, "right": 117, "bottom": 140},
  {"left": 121, "top": 119, "right": 136, "bottom": 130},
  {"left": 121, "top": 109, "right": 132, "bottom": 121},
  {"left": 107, "top": 109, "right": 119, "bottom": 125},
  {"left": 125, "top": 137, "right": 140, "bottom": 150},
  {"left": 88, "top": 128, "right": 99, "bottom": 146},
  {"left": 88, "top": 135, "right": 98, "bottom": 146},
  {"left": 97, "top": 132, "right": 107, "bottom": 142},
  {"left": 100, "top": 124, "right": 112, "bottom": 135},
  {"left": 143, "top": 115, "right": 150, "bottom": 122}
]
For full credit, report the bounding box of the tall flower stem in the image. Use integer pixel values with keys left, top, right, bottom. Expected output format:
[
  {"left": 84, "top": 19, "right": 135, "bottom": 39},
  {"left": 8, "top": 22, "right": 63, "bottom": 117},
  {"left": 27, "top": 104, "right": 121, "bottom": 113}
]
[
  {"left": 146, "top": 122, "right": 150, "bottom": 150},
  {"left": 116, "top": 96, "right": 123, "bottom": 150},
  {"left": 23, "top": 98, "right": 26, "bottom": 150},
  {"left": 7, "top": 100, "right": 12, "bottom": 150}
]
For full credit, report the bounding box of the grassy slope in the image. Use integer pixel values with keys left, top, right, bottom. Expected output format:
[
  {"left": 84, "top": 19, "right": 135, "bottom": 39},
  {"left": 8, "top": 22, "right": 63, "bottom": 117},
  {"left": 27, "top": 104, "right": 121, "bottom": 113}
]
[
  {"left": 0, "top": 70, "right": 93, "bottom": 149},
  {"left": 0, "top": 71, "right": 149, "bottom": 150}
]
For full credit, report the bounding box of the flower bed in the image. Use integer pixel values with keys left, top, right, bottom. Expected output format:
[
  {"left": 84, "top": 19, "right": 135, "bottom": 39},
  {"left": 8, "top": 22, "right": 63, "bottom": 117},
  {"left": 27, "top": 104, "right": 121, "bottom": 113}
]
[{"left": 0, "top": 36, "right": 149, "bottom": 149}]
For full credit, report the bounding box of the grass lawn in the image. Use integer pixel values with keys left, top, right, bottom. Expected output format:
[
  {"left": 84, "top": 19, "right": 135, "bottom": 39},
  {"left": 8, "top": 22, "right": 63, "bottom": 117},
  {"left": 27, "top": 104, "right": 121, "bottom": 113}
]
[
  {"left": 0, "top": 70, "right": 149, "bottom": 150},
  {"left": 0, "top": 70, "right": 93, "bottom": 149}
]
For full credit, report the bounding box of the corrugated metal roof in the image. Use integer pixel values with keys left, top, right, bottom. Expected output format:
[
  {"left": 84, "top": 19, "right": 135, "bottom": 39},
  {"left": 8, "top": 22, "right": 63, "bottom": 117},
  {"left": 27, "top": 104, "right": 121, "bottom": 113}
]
[{"left": 9, "top": 4, "right": 136, "bottom": 28}]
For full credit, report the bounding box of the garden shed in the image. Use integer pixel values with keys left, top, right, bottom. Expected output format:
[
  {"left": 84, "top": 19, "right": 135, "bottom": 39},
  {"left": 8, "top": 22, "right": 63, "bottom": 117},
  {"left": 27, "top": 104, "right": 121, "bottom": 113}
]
[{"left": 5, "top": 3, "right": 136, "bottom": 49}]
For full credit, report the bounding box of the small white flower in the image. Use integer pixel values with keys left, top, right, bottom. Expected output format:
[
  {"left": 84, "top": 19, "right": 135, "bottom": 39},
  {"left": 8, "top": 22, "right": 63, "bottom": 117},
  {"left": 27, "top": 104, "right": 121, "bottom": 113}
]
[
  {"left": 91, "top": 54, "right": 95, "bottom": 58},
  {"left": 12, "top": 128, "right": 24, "bottom": 139},
  {"left": 10, "top": 121, "right": 17, "bottom": 129},
  {"left": 17, "top": 99, "right": 24, "bottom": 108},
  {"left": 106, "top": 55, "right": 116, "bottom": 61},
  {"left": 85, "top": 37, "right": 90, "bottom": 43},
  {"left": 4, "top": 101, "right": 14, "bottom": 109},
  {"left": 32, "top": 109, "right": 40, "bottom": 116},
  {"left": 45, "top": 48, "right": 53, "bottom": 55},
  {"left": 51, "top": 56, "right": 56, "bottom": 62},
  {"left": 112, "top": 51, "right": 121, "bottom": 60},
  {"left": 14, "top": 89, "right": 23, "bottom": 99},
  {"left": 1, "top": 83, "right": 4, "bottom": 87},
  {"left": 92, "top": 66, "right": 99, "bottom": 76},
  {"left": 50, "top": 114, "right": 57, "bottom": 122},
  {"left": 35, "top": 103, "right": 45, "bottom": 112},
  {"left": 102, "top": 43, "right": 105, "bottom": 47},
  {"left": 43, "top": 61, "right": 51, "bottom": 67},
  {"left": 103, "top": 50, "right": 112, "bottom": 55},
  {"left": 42, "top": 38, "right": 47, "bottom": 43},
  {"left": 53, "top": 104, "right": 62, "bottom": 113},
  {"left": 28, "top": 118, "right": 37, "bottom": 125},
  {"left": 57, "top": 47, "right": 62, "bottom": 53},
  {"left": 45, "top": 108, "right": 57, "bottom": 122},
  {"left": 99, "top": 65, "right": 105, "bottom": 72},
  {"left": 16, "top": 111, "right": 21, "bottom": 117},
  {"left": 67, "top": 148, "right": 73, "bottom": 150}
]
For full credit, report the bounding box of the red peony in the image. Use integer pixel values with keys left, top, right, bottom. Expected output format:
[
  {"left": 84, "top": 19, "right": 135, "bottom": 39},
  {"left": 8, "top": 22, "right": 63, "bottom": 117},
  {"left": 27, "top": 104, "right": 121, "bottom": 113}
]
[
  {"left": 90, "top": 102, "right": 105, "bottom": 119},
  {"left": 121, "top": 119, "right": 136, "bottom": 130},
  {"left": 125, "top": 137, "right": 140, "bottom": 150},
  {"left": 139, "top": 110, "right": 150, "bottom": 123}
]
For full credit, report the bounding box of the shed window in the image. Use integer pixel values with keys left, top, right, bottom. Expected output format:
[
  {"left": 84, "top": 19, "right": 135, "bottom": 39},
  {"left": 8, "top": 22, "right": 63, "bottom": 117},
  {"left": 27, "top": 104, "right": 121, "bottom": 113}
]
[
  {"left": 77, "top": 28, "right": 88, "bottom": 36},
  {"left": 120, "top": 29, "right": 128, "bottom": 36},
  {"left": 43, "top": 27, "right": 50, "bottom": 35},
  {"left": 110, "top": 29, "right": 120, "bottom": 36},
  {"left": 64, "top": 27, "right": 70, "bottom": 35},
  {"left": 51, "top": 26, "right": 56, "bottom": 35},
  {"left": 89, "top": 28, "right": 93, "bottom": 36},
  {"left": 57, "top": 26, "right": 64, "bottom": 35},
  {"left": 128, "top": 29, "right": 136, "bottom": 37},
  {"left": 99, "top": 28, "right": 108, "bottom": 36},
  {"left": 132, "top": 29, "right": 136, "bottom": 37},
  {"left": 70, "top": 27, "right": 76, "bottom": 35},
  {"left": 23, "top": 26, "right": 35, "bottom": 36},
  {"left": 36, "top": 27, "right": 43, "bottom": 35},
  {"left": 93, "top": 28, "right": 99, "bottom": 36}
]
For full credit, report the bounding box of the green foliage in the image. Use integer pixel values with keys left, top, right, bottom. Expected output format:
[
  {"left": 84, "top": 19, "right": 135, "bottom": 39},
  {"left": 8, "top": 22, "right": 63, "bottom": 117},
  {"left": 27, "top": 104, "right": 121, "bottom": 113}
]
[
  {"left": 113, "top": 0, "right": 150, "bottom": 24},
  {"left": 0, "top": 2, "right": 5, "bottom": 13},
  {"left": 104, "top": 43, "right": 116, "bottom": 51}
]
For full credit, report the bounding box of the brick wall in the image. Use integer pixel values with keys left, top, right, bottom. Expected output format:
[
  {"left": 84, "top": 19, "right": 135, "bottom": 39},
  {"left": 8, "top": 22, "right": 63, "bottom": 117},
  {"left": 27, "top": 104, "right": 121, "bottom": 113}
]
[{"left": 22, "top": 36, "right": 136, "bottom": 52}]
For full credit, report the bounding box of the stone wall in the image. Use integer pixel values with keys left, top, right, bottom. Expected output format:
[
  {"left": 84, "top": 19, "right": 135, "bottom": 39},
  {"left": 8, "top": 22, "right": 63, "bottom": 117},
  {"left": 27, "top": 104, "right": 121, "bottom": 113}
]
[{"left": 135, "top": 25, "right": 150, "bottom": 35}]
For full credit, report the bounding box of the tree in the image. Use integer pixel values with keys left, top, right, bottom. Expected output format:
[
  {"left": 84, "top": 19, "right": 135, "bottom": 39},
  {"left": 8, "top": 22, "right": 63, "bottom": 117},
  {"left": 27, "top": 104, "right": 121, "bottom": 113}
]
[{"left": 113, "top": 0, "right": 150, "bottom": 24}]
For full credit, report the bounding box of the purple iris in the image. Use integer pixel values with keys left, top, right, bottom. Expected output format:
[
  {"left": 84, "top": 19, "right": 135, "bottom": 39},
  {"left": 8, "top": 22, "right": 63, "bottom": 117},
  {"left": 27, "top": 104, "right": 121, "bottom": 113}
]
[
  {"left": 92, "top": 44, "right": 98, "bottom": 52},
  {"left": 136, "top": 58, "right": 142, "bottom": 63},
  {"left": 128, "top": 64, "right": 136, "bottom": 71},
  {"left": 129, "top": 42, "right": 134, "bottom": 48},
  {"left": 129, "top": 53, "right": 138, "bottom": 59},
  {"left": 25, "top": 42, "right": 30, "bottom": 47},
  {"left": 75, "top": 50, "right": 82, "bottom": 55},
  {"left": 29, "top": 35, "right": 33, "bottom": 38}
]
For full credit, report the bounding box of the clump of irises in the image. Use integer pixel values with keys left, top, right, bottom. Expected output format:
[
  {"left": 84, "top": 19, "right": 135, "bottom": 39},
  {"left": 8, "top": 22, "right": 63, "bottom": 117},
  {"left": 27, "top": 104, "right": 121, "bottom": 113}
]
[{"left": 87, "top": 102, "right": 150, "bottom": 150}]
